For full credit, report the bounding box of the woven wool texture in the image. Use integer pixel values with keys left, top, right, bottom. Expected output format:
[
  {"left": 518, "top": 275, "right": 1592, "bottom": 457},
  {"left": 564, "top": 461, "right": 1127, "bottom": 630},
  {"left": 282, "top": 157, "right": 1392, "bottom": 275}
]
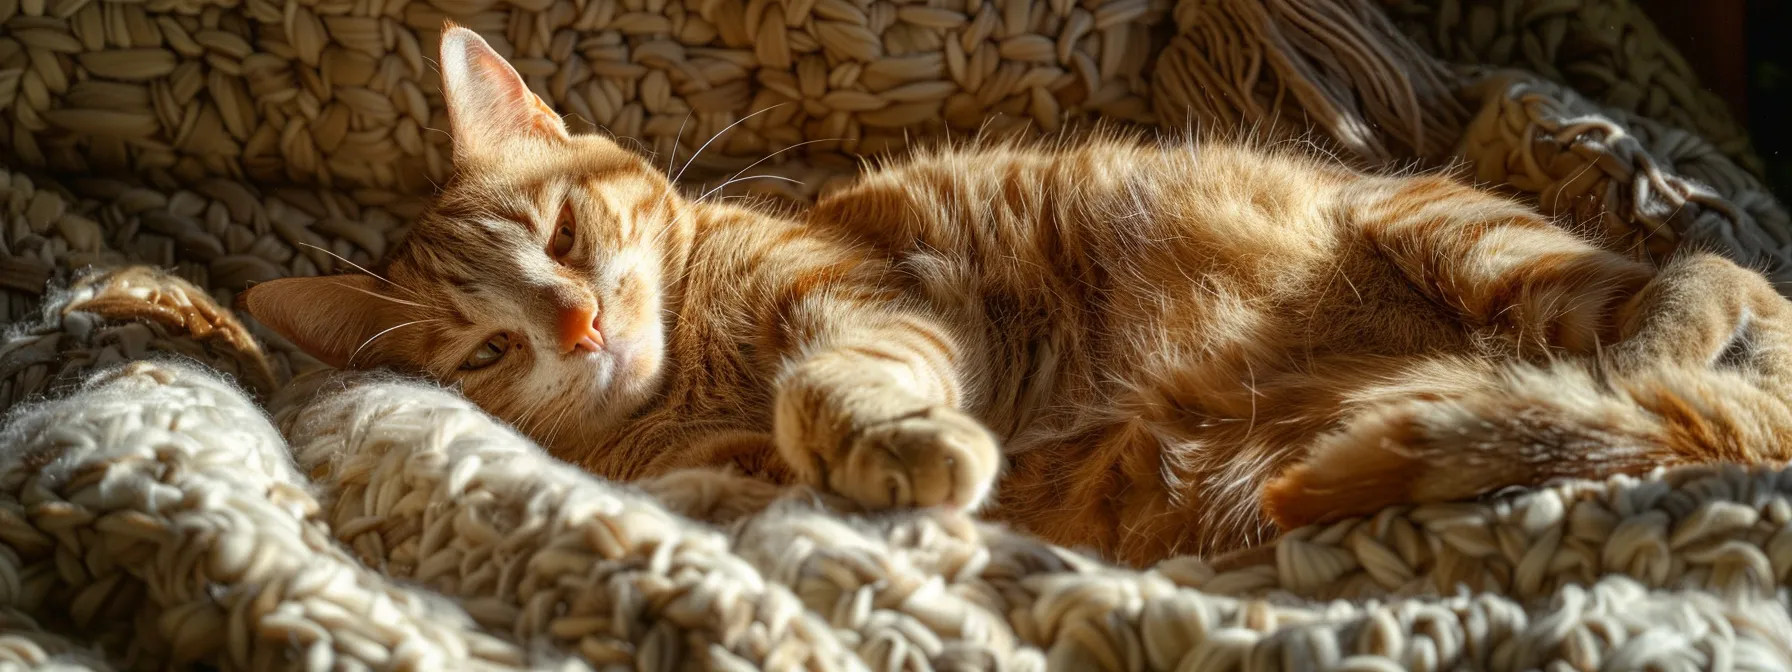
[
  {"left": 0, "top": 0, "right": 1167, "bottom": 195},
  {"left": 4, "top": 0, "right": 1792, "bottom": 669}
]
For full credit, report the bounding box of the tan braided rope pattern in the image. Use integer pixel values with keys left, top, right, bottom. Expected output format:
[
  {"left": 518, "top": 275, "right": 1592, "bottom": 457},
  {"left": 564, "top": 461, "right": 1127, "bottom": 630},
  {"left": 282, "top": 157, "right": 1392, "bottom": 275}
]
[
  {"left": 2, "top": 271, "right": 1789, "bottom": 670},
  {"left": 1189, "top": 464, "right": 1792, "bottom": 604},
  {"left": 0, "top": 161, "right": 420, "bottom": 324},
  {"left": 0, "top": 265, "right": 279, "bottom": 407},
  {"left": 0, "top": 0, "right": 1167, "bottom": 199},
  {"left": 1151, "top": 0, "right": 1470, "bottom": 164},
  {"left": 0, "top": 608, "right": 112, "bottom": 671}
]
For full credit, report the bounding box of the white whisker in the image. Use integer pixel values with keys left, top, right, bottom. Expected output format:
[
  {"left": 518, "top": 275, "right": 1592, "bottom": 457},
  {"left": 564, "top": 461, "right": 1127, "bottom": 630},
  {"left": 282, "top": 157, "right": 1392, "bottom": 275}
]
[
  {"left": 336, "top": 281, "right": 431, "bottom": 310},
  {"left": 672, "top": 103, "right": 788, "bottom": 185},
  {"left": 348, "top": 319, "right": 438, "bottom": 366},
  {"left": 539, "top": 396, "right": 579, "bottom": 448},
  {"left": 652, "top": 137, "right": 837, "bottom": 250},
  {"left": 299, "top": 243, "right": 393, "bottom": 286},
  {"left": 694, "top": 175, "right": 803, "bottom": 205},
  {"left": 667, "top": 111, "right": 692, "bottom": 175},
  {"left": 711, "top": 137, "right": 845, "bottom": 192},
  {"left": 298, "top": 242, "right": 429, "bottom": 308}
]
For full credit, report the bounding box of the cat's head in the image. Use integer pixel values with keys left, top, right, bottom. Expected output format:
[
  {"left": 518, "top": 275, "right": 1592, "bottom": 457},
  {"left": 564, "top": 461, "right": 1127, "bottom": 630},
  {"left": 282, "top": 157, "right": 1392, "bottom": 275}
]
[{"left": 240, "top": 24, "right": 684, "bottom": 441}]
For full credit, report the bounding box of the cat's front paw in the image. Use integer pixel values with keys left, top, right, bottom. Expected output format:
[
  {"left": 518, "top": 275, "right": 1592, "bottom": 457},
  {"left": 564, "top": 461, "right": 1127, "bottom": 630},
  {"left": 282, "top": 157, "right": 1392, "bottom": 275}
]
[{"left": 799, "top": 406, "right": 1001, "bottom": 511}]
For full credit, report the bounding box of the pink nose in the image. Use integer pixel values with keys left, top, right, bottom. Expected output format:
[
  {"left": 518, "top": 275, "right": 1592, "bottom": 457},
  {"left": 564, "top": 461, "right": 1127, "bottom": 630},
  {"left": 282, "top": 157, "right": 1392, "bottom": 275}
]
[{"left": 558, "top": 304, "right": 604, "bottom": 354}]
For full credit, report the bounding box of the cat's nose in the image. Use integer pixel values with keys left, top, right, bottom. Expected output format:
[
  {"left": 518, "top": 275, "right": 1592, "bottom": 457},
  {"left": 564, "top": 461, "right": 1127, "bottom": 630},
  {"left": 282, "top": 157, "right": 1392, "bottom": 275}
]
[{"left": 557, "top": 304, "right": 605, "bottom": 354}]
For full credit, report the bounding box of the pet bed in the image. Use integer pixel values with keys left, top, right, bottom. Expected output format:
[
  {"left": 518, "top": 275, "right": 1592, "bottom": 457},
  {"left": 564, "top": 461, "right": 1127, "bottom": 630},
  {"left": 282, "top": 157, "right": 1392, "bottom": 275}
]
[{"left": 3, "top": 0, "right": 1792, "bottom": 669}]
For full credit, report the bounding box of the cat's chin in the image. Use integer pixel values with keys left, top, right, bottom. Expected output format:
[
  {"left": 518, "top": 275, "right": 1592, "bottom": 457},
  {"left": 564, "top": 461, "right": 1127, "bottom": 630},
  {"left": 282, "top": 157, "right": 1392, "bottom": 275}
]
[{"left": 577, "top": 337, "right": 665, "bottom": 419}]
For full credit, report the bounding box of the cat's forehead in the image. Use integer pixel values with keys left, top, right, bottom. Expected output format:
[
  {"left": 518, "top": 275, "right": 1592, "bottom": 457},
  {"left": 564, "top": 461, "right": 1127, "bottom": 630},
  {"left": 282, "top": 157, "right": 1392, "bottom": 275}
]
[
  {"left": 380, "top": 139, "right": 664, "bottom": 298},
  {"left": 377, "top": 194, "right": 542, "bottom": 298},
  {"left": 432, "top": 152, "right": 657, "bottom": 224},
  {"left": 432, "top": 176, "right": 558, "bottom": 232}
]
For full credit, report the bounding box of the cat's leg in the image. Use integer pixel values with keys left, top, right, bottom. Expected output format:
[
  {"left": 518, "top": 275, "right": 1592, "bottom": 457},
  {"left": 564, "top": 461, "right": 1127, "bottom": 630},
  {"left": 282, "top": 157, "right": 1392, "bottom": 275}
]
[
  {"left": 1604, "top": 252, "right": 1792, "bottom": 391},
  {"left": 1358, "top": 175, "right": 1655, "bottom": 355},
  {"left": 1264, "top": 251, "right": 1792, "bottom": 529},
  {"left": 773, "top": 309, "right": 1001, "bottom": 510},
  {"left": 1359, "top": 174, "right": 1792, "bottom": 377},
  {"left": 1269, "top": 174, "right": 1792, "bottom": 527}
]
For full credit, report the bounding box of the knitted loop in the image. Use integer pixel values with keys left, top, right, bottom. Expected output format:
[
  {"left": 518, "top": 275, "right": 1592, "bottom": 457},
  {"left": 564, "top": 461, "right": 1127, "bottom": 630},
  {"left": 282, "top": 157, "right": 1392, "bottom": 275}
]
[
  {"left": 1383, "top": 0, "right": 1763, "bottom": 178},
  {"left": 0, "top": 347, "right": 583, "bottom": 669}
]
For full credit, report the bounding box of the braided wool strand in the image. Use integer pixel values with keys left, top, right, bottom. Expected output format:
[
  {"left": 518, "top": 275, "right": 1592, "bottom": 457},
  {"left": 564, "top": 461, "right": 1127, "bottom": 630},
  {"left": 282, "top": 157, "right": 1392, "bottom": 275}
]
[
  {"left": 272, "top": 370, "right": 869, "bottom": 671},
  {"left": 1457, "top": 74, "right": 1792, "bottom": 290},
  {"left": 1190, "top": 464, "right": 1792, "bottom": 605},
  {"left": 0, "top": 608, "right": 112, "bottom": 672},
  {"left": 0, "top": 356, "right": 590, "bottom": 670},
  {"left": 0, "top": 0, "right": 1167, "bottom": 199}
]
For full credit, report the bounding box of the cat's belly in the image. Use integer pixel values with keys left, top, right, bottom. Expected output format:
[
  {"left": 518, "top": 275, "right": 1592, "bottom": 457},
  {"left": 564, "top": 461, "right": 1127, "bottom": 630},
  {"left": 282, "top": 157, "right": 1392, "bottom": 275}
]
[
  {"left": 986, "top": 409, "right": 1325, "bottom": 565},
  {"left": 977, "top": 346, "right": 1489, "bottom": 566},
  {"left": 958, "top": 272, "right": 1495, "bottom": 563}
]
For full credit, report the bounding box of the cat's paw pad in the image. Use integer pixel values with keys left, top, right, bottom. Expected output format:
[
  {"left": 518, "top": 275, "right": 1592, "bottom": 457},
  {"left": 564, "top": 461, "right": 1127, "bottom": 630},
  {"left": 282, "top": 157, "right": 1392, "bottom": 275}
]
[{"left": 824, "top": 406, "right": 999, "bottom": 510}]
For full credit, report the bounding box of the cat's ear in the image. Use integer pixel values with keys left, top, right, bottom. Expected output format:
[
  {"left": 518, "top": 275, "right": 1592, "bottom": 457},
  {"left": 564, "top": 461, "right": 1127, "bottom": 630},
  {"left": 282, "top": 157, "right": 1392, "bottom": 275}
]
[
  {"left": 235, "top": 274, "right": 402, "bottom": 369},
  {"left": 437, "top": 22, "right": 569, "bottom": 160}
]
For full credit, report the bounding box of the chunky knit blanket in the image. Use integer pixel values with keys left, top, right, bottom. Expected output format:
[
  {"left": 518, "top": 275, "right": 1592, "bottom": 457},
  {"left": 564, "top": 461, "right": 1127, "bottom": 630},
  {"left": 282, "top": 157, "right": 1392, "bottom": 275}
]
[{"left": 4, "top": 0, "right": 1792, "bottom": 669}]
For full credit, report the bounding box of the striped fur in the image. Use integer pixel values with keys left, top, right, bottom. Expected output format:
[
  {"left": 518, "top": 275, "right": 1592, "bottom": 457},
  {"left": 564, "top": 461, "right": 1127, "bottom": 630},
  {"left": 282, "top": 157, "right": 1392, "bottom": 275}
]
[{"left": 240, "top": 27, "right": 1792, "bottom": 566}]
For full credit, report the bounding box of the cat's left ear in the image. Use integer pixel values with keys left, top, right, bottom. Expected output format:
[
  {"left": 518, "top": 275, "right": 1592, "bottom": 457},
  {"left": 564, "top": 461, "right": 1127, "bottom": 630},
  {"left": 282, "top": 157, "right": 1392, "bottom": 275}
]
[
  {"left": 437, "top": 22, "right": 569, "bottom": 160},
  {"left": 235, "top": 274, "right": 406, "bottom": 370}
]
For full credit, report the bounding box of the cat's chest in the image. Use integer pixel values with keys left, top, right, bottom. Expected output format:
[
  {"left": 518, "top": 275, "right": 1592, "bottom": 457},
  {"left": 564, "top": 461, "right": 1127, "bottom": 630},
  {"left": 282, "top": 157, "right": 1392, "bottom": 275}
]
[
  {"left": 657, "top": 313, "right": 782, "bottom": 420},
  {"left": 588, "top": 318, "right": 781, "bottom": 478}
]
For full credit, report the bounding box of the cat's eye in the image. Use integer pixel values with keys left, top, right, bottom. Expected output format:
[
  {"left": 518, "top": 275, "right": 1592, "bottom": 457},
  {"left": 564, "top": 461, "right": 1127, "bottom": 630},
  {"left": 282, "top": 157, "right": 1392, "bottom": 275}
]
[
  {"left": 462, "top": 332, "right": 512, "bottom": 370},
  {"left": 550, "top": 205, "right": 575, "bottom": 258}
]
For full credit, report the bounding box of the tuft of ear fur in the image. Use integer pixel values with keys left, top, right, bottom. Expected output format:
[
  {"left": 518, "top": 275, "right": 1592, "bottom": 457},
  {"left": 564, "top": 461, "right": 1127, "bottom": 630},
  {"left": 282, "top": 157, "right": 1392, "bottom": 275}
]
[
  {"left": 437, "top": 22, "right": 568, "bottom": 160},
  {"left": 235, "top": 275, "right": 403, "bottom": 369}
]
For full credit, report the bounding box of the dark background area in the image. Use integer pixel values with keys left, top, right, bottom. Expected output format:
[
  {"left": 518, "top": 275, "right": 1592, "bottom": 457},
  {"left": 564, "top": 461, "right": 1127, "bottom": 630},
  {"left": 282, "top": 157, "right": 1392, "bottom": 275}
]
[{"left": 1639, "top": 0, "right": 1790, "bottom": 202}]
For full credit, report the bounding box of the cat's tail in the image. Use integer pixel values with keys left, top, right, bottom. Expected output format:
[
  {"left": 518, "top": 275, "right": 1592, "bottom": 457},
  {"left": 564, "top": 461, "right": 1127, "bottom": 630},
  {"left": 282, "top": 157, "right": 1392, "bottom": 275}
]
[{"left": 1261, "top": 361, "right": 1792, "bottom": 529}]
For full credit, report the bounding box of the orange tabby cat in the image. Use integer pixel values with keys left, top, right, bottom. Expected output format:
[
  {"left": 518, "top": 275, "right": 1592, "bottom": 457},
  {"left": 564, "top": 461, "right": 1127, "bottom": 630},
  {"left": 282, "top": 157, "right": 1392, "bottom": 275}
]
[{"left": 242, "top": 25, "right": 1792, "bottom": 565}]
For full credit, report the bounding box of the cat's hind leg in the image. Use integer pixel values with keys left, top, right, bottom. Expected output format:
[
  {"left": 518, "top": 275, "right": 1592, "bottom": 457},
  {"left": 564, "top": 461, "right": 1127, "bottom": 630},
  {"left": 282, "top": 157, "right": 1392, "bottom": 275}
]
[
  {"left": 1357, "top": 174, "right": 1655, "bottom": 357},
  {"left": 1604, "top": 252, "right": 1792, "bottom": 391},
  {"left": 1263, "top": 252, "right": 1792, "bottom": 529},
  {"left": 1260, "top": 362, "right": 1675, "bottom": 528}
]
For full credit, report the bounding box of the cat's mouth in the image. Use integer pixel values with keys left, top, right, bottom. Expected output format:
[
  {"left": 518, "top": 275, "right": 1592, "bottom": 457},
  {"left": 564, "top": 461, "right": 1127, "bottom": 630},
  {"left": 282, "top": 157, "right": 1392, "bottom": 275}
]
[
  {"left": 595, "top": 341, "right": 635, "bottom": 372},
  {"left": 563, "top": 311, "right": 665, "bottom": 407},
  {"left": 572, "top": 333, "right": 647, "bottom": 383}
]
